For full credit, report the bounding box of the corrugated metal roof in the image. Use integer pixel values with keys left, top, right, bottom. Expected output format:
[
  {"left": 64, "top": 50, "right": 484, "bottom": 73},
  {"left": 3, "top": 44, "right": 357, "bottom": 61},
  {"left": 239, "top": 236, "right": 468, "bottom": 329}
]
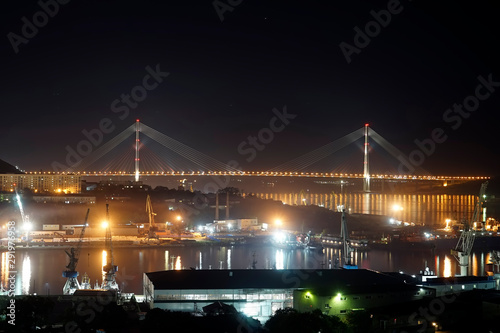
[{"left": 145, "top": 269, "right": 419, "bottom": 293}]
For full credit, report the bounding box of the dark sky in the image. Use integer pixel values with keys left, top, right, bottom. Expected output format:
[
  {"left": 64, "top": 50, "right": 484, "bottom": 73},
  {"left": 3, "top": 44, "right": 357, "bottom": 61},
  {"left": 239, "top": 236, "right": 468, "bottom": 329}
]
[{"left": 1, "top": 0, "right": 499, "bottom": 176}]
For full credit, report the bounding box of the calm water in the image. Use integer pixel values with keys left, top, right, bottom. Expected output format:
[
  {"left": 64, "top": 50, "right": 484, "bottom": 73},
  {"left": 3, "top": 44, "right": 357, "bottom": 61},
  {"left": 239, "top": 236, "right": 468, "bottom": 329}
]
[
  {"left": 1, "top": 245, "right": 493, "bottom": 296},
  {"left": 254, "top": 193, "right": 476, "bottom": 226}
]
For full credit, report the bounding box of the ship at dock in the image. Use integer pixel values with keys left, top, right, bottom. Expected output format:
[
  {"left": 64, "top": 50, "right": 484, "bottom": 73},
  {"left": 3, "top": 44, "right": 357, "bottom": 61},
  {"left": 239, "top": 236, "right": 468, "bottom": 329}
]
[{"left": 370, "top": 181, "right": 500, "bottom": 251}]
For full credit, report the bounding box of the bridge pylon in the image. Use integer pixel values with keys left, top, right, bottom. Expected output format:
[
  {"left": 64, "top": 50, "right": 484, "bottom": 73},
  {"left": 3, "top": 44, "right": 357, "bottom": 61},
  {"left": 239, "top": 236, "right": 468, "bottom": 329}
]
[
  {"left": 363, "top": 123, "right": 370, "bottom": 192},
  {"left": 135, "top": 119, "right": 140, "bottom": 182}
]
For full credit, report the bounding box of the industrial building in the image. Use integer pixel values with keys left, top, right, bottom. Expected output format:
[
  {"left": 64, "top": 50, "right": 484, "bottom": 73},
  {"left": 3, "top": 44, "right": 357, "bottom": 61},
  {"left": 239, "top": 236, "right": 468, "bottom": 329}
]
[
  {"left": 419, "top": 275, "right": 497, "bottom": 297},
  {"left": 32, "top": 195, "right": 96, "bottom": 204},
  {"left": 143, "top": 269, "right": 435, "bottom": 323},
  {"left": 211, "top": 218, "right": 260, "bottom": 232}
]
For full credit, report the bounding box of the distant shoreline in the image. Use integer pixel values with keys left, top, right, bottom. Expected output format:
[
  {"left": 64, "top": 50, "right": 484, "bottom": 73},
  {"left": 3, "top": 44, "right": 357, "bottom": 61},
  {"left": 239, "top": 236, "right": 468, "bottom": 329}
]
[{"left": 0, "top": 235, "right": 271, "bottom": 250}]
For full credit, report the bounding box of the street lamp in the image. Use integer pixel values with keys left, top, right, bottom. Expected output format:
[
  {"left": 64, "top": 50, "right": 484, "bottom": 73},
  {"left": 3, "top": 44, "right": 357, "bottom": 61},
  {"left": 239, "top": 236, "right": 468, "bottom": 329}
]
[
  {"left": 445, "top": 219, "right": 451, "bottom": 231},
  {"left": 391, "top": 204, "right": 403, "bottom": 225}
]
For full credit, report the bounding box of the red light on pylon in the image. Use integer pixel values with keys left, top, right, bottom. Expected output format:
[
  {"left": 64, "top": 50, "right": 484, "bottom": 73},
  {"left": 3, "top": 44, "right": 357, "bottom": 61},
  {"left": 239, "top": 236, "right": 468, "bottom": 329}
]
[
  {"left": 136, "top": 119, "right": 140, "bottom": 122},
  {"left": 365, "top": 123, "right": 369, "bottom": 127}
]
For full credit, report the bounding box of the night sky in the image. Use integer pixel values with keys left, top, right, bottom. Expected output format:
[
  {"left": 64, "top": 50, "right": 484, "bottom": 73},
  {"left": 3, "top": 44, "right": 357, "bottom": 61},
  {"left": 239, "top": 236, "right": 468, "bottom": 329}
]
[{"left": 1, "top": 0, "right": 499, "bottom": 176}]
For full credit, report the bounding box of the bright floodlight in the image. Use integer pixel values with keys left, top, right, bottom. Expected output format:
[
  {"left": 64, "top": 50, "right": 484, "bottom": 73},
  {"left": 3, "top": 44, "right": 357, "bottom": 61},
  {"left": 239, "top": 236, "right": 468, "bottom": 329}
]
[
  {"left": 392, "top": 204, "right": 403, "bottom": 211},
  {"left": 101, "top": 221, "right": 109, "bottom": 229},
  {"left": 176, "top": 215, "right": 182, "bottom": 221},
  {"left": 23, "top": 222, "right": 32, "bottom": 231},
  {"left": 275, "top": 219, "right": 282, "bottom": 226},
  {"left": 274, "top": 231, "right": 286, "bottom": 243}
]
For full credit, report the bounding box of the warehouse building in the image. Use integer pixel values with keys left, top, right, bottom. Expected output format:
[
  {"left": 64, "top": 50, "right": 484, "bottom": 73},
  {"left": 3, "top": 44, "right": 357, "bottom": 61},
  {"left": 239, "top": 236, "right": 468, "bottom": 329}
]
[{"left": 143, "top": 269, "right": 435, "bottom": 323}]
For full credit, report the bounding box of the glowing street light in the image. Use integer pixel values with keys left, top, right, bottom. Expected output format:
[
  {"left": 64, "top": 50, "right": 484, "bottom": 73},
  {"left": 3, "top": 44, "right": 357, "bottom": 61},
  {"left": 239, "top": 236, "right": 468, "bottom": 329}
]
[
  {"left": 445, "top": 219, "right": 451, "bottom": 231},
  {"left": 23, "top": 221, "right": 32, "bottom": 243},
  {"left": 275, "top": 219, "right": 282, "bottom": 226},
  {"left": 392, "top": 204, "right": 403, "bottom": 212},
  {"left": 101, "top": 221, "right": 109, "bottom": 229}
]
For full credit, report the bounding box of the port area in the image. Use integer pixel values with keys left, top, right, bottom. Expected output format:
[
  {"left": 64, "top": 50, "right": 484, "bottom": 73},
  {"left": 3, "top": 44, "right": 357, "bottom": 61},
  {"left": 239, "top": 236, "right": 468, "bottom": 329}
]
[
  {"left": 0, "top": 233, "right": 273, "bottom": 249},
  {"left": 4, "top": 216, "right": 500, "bottom": 250},
  {"left": 367, "top": 224, "right": 500, "bottom": 251}
]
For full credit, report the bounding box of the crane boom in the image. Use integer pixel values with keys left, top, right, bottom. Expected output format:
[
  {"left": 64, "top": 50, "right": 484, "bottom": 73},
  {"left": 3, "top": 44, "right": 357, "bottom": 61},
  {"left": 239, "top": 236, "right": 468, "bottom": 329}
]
[
  {"left": 102, "top": 203, "right": 119, "bottom": 291},
  {"left": 14, "top": 186, "right": 31, "bottom": 242},
  {"left": 146, "top": 195, "right": 157, "bottom": 229},
  {"left": 62, "top": 208, "right": 90, "bottom": 295},
  {"left": 341, "top": 210, "right": 357, "bottom": 269},
  {"left": 452, "top": 181, "right": 488, "bottom": 276},
  {"left": 146, "top": 195, "right": 158, "bottom": 241},
  {"left": 66, "top": 209, "right": 90, "bottom": 271},
  {"left": 475, "top": 182, "right": 488, "bottom": 230},
  {"left": 14, "top": 187, "right": 27, "bottom": 225}
]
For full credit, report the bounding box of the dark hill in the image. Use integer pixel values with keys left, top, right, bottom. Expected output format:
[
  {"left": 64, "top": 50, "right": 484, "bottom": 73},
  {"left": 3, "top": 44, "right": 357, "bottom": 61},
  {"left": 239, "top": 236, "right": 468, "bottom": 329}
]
[{"left": 0, "top": 158, "right": 23, "bottom": 174}]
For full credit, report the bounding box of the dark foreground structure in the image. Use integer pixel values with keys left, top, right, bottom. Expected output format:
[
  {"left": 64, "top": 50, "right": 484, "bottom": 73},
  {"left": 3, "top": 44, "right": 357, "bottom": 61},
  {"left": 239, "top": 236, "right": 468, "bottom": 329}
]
[{"left": 143, "top": 269, "right": 435, "bottom": 323}]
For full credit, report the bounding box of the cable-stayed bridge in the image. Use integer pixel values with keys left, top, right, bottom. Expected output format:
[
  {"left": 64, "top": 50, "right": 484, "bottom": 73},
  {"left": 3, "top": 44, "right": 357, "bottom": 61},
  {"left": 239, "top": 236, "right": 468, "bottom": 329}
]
[{"left": 28, "top": 121, "right": 488, "bottom": 189}]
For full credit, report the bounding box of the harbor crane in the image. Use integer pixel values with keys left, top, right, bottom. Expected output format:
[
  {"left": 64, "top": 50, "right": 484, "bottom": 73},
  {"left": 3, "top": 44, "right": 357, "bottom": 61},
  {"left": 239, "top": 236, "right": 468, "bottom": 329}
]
[
  {"left": 341, "top": 210, "right": 358, "bottom": 269},
  {"left": 62, "top": 209, "right": 90, "bottom": 295},
  {"left": 452, "top": 181, "right": 488, "bottom": 276},
  {"left": 14, "top": 186, "right": 31, "bottom": 242},
  {"left": 101, "top": 203, "right": 119, "bottom": 291},
  {"left": 146, "top": 195, "right": 159, "bottom": 241}
]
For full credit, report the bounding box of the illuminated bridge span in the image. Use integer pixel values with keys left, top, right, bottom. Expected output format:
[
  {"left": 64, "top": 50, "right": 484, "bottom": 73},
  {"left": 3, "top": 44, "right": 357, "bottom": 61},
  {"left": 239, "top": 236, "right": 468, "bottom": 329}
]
[
  {"left": 24, "top": 170, "right": 489, "bottom": 182},
  {"left": 27, "top": 121, "right": 489, "bottom": 187}
]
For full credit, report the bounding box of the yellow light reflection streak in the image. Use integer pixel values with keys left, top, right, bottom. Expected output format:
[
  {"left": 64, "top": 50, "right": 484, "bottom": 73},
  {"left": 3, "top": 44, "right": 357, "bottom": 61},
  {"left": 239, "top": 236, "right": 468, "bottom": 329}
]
[
  {"left": 175, "top": 256, "right": 181, "bottom": 270},
  {"left": 164, "top": 251, "right": 169, "bottom": 271},
  {"left": 472, "top": 253, "right": 478, "bottom": 276},
  {"left": 443, "top": 255, "right": 452, "bottom": 277},
  {"left": 102, "top": 250, "right": 107, "bottom": 285},
  {"left": 1, "top": 252, "right": 9, "bottom": 290},
  {"left": 22, "top": 256, "right": 31, "bottom": 295}
]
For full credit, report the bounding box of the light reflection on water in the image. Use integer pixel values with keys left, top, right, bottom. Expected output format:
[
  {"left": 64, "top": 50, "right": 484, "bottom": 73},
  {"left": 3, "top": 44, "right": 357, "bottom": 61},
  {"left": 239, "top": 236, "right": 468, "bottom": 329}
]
[
  {"left": 2, "top": 245, "right": 493, "bottom": 295},
  {"left": 443, "top": 255, "right": 452, "bottom": 277},
  {"left": 21, "top": 256, "right": 31, "bottom": 295},
  {"left": 1, "top": 252, "right": 9, "bottom": 290},
  {"left": 102, "top": 250, "right": 107, "bottom": 284},
  {"left": 254, "top": 193, "right": 476, "bottom": 226},
  {"left": 175, "top": 256, "right": 181, "bottom": 270}
]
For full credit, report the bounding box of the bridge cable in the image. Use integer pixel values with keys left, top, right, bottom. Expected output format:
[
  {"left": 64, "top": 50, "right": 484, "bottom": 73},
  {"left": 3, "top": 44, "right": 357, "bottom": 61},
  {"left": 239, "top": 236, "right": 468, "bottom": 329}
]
[
  {"left": 140, "top": 123, "right": 240, "bottom": 172},
  {"left": 368, "top": 128, "right": 429, "bottom": 175},
  {"left": 65, "top": 124, "right": 136, "bottom": 172},
  {"left": 268, "top": 127, "right": 364, "bottom": 172}
]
